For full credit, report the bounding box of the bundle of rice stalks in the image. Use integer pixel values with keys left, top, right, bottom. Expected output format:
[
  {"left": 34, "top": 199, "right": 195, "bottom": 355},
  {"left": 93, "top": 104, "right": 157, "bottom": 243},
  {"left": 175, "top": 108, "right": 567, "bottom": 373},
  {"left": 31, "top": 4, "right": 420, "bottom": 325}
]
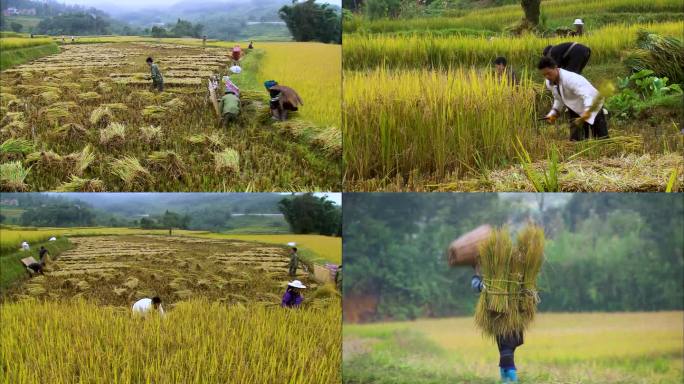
[
  {"left": 78, "top": 92, "right": 101, "bottom": 102},
  {"left": 139, "top": 125, "right": 162, "bottom": 146},
  {"left": 163, "top": 98, "right": 185, "bottom": 110},
  {"left": 90, "top": 106, "right": 113, "bottom": 127},
  {"left": 110, "top": 156, "right": 152, "bottom": 189},
  {"left": 187, "top": 132, "right": 224, "bottom": 152},
  {"left": 53, "top": 123, "right": 87, "bottom": 141},
  {"left": 0, "top": 93, "right": 18, "bottom": 107},
  {"left": 0, "top": 121, "right": 26, "bottom": 138},
  {"left": 100, "top": 122, "right": 126, "bottom": 146},
  {"left": 314, "top": 127, "right": 342, "bottom": 157},
  {"left": 625, "top": 31, "right": 684, "bottom": 84},
  {"left": 63, "top": 144, "right": 95, "bottom": 175},
  {"left": 43, "top": 105, "right": 71, "bottom": 122},
  {"left": 97, "top": 81, "right": 112, "bottom": 93},
  {"left": 474, "top": 225, "right": 544, "bottom": 339},
  {"left": 0, "top": 161, "right": 31, "bottom": 191},
  {"left": 0, "top": 138, "right": 34, "bottom": 157},
  {"left": 147, "top": 151, "right": 186, "bottom": 180},
  {"left": 213, "top": 148, "right": 240, "bottom": 173},
  {"left": 0, "top": 112, "right": 24, "bottom": 127},
  {"left": 142, "top": 106, "right": 167, "bottom": 120},
  {"left": 55, "top": 176, "right": 105, "bottom": 192},
  {"left": 102, "top": 103, "right": 128, "bottom": 112},
  {"left": 128, "top": 90, "right": 155, "bottom": 103},
  {"left": 39, "top": 91, "right": 60, "bottom": 104},
  {"left": 25, "top": 150, "right": 63, "bottom": 166}
]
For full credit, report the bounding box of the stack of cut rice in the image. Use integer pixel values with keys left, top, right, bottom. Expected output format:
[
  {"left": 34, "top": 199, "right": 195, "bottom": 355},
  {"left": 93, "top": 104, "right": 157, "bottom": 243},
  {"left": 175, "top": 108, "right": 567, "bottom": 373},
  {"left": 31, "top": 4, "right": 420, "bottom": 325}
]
[{"left": 474, "top": 224, "right": 544, "bottom": 339}]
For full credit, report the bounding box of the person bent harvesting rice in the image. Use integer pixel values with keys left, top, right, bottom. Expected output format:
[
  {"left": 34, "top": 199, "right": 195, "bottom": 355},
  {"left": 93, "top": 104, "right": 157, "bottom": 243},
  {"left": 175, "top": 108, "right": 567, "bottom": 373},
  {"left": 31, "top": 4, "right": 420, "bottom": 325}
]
[
  {"left": 538, "top": 56, "right": 609, "bottom": 141},
  {"left": 146, "top": 57, "right": 164, "bottom": 92},
  {"left": 132, "top": 296, "right": 165, "bottom": 316},
  {"left": 281, "top": 280, "right": 306, "bottom": 308},
  {"left": 264, "top": 80, "right": 303, "bottom": 122}
]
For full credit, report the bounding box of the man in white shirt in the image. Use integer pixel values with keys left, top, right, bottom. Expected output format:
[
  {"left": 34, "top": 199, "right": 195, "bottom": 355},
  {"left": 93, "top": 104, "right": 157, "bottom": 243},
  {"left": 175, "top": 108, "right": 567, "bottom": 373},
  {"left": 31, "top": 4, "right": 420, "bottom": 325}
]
[
  {"left": 538, "top": 56, "right": 609, "bottom": 141},
  {"left": 132, "top": 296, "right": 165, "bottom": 316},
  {"left": 21, "top": 241, "right": 29, "bottom": 251}
]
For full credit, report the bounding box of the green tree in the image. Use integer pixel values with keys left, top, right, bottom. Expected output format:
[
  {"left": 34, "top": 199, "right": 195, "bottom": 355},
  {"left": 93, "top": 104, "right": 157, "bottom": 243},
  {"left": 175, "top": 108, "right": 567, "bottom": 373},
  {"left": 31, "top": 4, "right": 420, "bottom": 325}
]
[
  {"left": 279, "top": 0, "right": 341, "bottom": 44},
  {"left": 278, "top": 194, "right": 341, "bottom": 236},
  {"left": 520, "top": 0, "right": 541, "bottom": 25},
  {"left": 364, "top": 0, "right": 402, "bottom": 20}
]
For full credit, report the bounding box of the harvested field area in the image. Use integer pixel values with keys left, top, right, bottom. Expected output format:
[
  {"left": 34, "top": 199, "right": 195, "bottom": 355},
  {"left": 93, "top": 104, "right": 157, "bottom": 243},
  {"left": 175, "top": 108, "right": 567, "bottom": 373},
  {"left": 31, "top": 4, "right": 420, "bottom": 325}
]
[
  {"left": 9, "top": 235, "right": 321, "bottom": 306},
  {"left": 1, "top": 42, "right": 340, "bottom": 191}
]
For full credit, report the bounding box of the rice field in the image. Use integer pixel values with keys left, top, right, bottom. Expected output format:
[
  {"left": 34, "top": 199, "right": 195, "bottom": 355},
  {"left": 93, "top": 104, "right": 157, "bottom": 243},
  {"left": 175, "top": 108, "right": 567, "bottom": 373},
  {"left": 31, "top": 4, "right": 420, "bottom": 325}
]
[
  {"left": 0, "top": 37, "right": 55, "bottom": 50},
  {"left": 1, "top": 299, "right": 341, "bottom": 384},
  {"left": 343, "top": 2, "right": 684, "bottom": 191},
  {"left": 343, "top": 311, "right": 683, "bottom": 383},
  {"left": 0, "top": 233, "right": 340, "bottom": 383},
  {"left": 1, "top": 40, "right": 341, "bottom": 191},
  {"left": 0, "top": 227, "right": 341, "bottom": 264}
]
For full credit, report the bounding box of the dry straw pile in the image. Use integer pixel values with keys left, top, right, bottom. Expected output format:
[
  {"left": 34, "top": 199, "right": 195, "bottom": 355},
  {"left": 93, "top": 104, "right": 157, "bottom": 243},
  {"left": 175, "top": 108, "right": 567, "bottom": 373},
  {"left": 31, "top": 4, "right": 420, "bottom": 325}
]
[{"left": 474, "top": 224, "right": 544, "bottom": 339}]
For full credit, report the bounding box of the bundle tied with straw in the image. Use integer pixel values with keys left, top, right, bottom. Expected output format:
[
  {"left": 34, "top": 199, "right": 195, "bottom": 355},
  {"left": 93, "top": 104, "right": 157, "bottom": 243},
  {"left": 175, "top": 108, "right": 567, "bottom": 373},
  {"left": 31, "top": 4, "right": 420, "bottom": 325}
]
[{"left": 474, "top": 224, "right": 544, "bottom": 339}]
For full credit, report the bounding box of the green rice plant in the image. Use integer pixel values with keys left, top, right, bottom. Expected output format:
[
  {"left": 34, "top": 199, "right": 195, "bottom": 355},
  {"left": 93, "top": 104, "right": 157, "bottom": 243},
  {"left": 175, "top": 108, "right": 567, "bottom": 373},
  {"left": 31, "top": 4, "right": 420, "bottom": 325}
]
[
  {"left": 514, "top": 138, "right": 560, "bottom": 192},
  {"left": 89, "top": 106, "right": 113, "bottom": 127},
  {"left": 665, "top": 168, "right": 678, "bottom": 192},
  {"left": 0, "top": 138, "right": 34, "bottom": 156},
  {"left": 344, "top": 68, "right": 537, "bottom": 181},
  {"left": 147, "top": 151, "right": 187, "bottom": 180},
  {"left": 0, "top": 161, "right": 31, "bottom": 191},
  {"left": 99, "top": 122, "right": 126, "bottom": 146},
  {"left": 214, "top": 148, "right": 241, "bottom": 173},
  {"left": 625, "top": 31, "right": 684, "bottom": 84},
  {"left": 110, "top": 156, "right": 152, "bottom": 190},
  {"left": 55, "top": 176, "right": 105, "bottom": 192},
  {"left": 78, "top": 91, "right": 101, "bottom": 102}
]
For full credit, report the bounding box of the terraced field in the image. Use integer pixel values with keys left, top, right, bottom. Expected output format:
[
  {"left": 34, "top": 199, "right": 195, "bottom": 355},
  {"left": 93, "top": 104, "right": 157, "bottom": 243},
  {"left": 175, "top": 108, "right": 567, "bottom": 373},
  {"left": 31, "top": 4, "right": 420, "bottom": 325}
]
[
  {"left": 11, "top": 235, "right": 318, "bottom": 306},
  {"left": 0, "top": 42, "right": 340, "bottom": 191}
]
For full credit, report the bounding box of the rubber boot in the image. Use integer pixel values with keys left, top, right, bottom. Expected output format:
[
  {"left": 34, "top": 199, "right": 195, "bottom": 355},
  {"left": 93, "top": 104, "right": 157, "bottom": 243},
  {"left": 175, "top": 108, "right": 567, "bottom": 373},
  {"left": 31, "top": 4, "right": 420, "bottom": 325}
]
[{"left": 505, "top": 368, "right": 518, "bottom": 382}]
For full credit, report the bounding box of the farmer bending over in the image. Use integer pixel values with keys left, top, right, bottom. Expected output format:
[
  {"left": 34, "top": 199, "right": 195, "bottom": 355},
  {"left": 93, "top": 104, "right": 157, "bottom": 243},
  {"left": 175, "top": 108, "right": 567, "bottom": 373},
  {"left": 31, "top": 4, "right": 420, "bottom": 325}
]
[
  {"left": 146, "top": 57, "right": 164, "bottom": 92},
  {"left": 219, "top": 90, "right": 240, "bottom": 128},
  {"left": 264, "top": 80, "right": 303, "bottom": 122},
  {"left": 132, "top": 296, "right": 165, "bottom": 316},
  {"left": 472, "top": 267, "right": 523, "bottom": 383},
  {"left": 39, "top": 246, "right": 50, "bottom": 264},
  {"left": 542, "top": 42, "right": 591, "bottom": 75},
  {"left": 539, "top": 57, "right": 609, "bottom": 141},
  {"left": 288, "top": 246, "right": 299, "bottom": 277},
  {"left": 493, "top": 56, "right": 518, "bottom": 85},
  {"left": 26, "top": 261, "right": 45, "bottom": 276},
  {"left": 281, "top": 280, "right": 306, "bottom": 308}
]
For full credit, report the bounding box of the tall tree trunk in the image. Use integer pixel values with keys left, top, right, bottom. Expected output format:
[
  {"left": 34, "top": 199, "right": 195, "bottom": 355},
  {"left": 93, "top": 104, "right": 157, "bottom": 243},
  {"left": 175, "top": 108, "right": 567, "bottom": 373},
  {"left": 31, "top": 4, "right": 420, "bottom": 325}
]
[{"left": 520, "top": 0, "right": 541, "bottom": 25}]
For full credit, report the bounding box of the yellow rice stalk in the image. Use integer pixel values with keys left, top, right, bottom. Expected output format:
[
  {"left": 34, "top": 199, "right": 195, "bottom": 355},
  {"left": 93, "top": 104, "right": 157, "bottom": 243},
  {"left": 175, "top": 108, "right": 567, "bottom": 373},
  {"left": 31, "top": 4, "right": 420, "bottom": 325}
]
[
  {"left": 110, "top": 156, "right": 152, "bottom": 189},
  {"left": 63, "top": 144, "right": 95, "bottom": 176},
  {"left": 39, "top": 91, "right": 60, "bottom": 103},
  {"left": 139, "top": 125, "right": 163, "bottom": 145},
  {"left": 25, "top": 150, "right": 63, "bottom": 165},
  {"left": 214, "top": 148, "right": 240, "bottom": 173},
  {"left": 147, "top": 150, "right": 187, "bottom": 180},
  {"left": 78, "top": 92, "right": 101, "bottom": 102},
  {"left": 54, "top": 123, "right": 87, "bottom": 141},
  {"left": 90, "top": 106, "right": 113, "bottom": 127},
  {"left": 100, "top": 122, "right": 126, "bottom": 145},
  {"left": 143, "top": 105, "right": 167, "bottom": 119},
  {"left": 55, "top": 176, "right": 106, "bottom": 192}
]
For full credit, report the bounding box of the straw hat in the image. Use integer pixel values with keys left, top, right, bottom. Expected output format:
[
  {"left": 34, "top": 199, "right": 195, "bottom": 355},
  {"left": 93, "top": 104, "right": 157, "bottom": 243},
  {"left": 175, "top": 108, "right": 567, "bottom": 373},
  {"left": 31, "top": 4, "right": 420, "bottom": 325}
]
[
  {"left": 288, "top": 280, "right": 306, "bottom": 289},
  {"left": 573, "top": 19, "right": 584, "bottom": 25}
]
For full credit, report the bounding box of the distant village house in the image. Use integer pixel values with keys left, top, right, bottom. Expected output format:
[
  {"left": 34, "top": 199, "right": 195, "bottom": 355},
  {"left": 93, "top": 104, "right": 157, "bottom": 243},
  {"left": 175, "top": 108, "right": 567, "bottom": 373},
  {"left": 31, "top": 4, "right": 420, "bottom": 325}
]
[{"left": 2, "top": 7, "right": 37, "bottom": 16}]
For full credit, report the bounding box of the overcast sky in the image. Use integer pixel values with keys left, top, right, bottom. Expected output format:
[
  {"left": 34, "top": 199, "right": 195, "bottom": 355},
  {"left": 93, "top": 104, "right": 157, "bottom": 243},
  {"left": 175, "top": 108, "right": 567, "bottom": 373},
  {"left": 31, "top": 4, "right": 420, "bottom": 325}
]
[{"left": 60, "top": 0, "right": 341, "bottom": 11}]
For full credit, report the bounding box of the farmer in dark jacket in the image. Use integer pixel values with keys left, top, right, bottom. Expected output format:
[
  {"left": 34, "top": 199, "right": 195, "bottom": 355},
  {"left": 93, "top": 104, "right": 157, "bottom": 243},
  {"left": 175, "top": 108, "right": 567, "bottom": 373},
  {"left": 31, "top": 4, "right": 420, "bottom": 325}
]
[
  {"left": 542, "top": 42, "right": 591, "bottom": 74},
  {"left": 264, "top": 80, "right": 304, "bottom": 121},
  {"left": 281, "top": 280, "right": 306, "bottom": 308},
  {"left": 146, "top": 57, "right": 164, "bottom": 92},
  {"left": 27, "top": 261, "right": 44, "bottom": 276},
  {"left": 472, "top": 273, "right": 523, "bottom": 383},
  {"left": 38, "top": 246, "right": 49, "bottom": 264}
]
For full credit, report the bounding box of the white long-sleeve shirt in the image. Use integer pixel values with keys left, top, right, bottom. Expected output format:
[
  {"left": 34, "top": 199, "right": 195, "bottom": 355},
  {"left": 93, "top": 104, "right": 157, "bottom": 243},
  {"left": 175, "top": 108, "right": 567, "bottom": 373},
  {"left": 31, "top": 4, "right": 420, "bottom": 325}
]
[
  {"left": 545, "top": 68, "right": 602, "bottom": 125},
  {"left": 132, "top": 298, "right": 165, "bottom": 316}
]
